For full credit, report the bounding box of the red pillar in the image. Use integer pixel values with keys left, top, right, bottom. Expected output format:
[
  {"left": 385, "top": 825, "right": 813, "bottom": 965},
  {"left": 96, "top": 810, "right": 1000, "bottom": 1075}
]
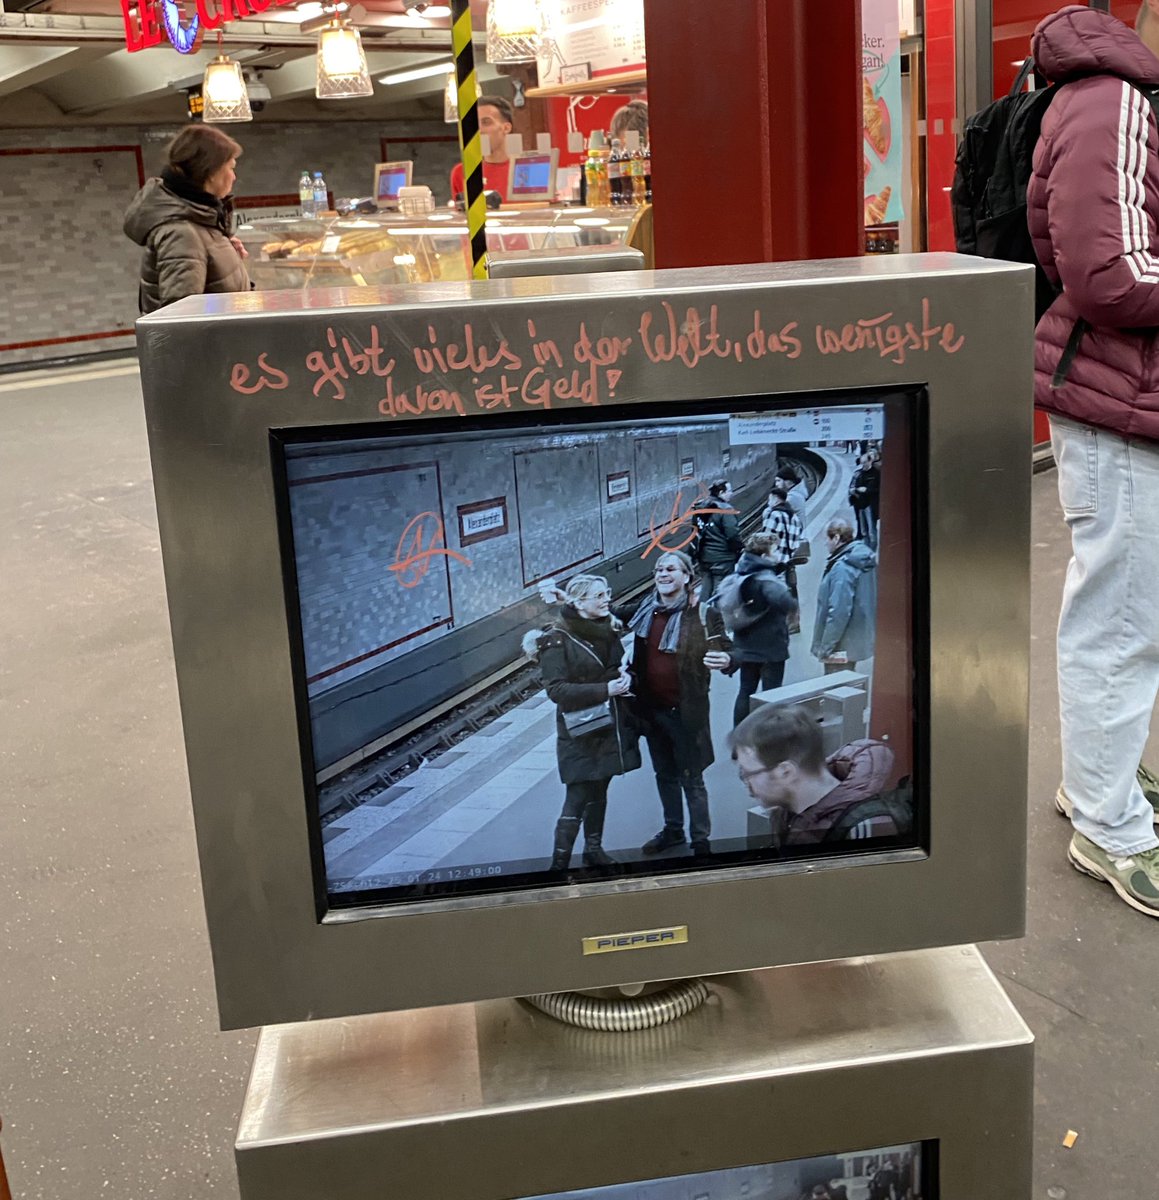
[{"left": 642, "top": 0, "right": 863, "bottom": 268}]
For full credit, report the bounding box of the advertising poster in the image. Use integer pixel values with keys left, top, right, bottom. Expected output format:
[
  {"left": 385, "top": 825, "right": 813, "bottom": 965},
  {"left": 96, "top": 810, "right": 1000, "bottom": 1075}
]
[
  {"left": 862, "top": 0, "right": 904, "bottom": 226},
  {"left": 536, "top": 0, "right": 647, "bottom": 88}
]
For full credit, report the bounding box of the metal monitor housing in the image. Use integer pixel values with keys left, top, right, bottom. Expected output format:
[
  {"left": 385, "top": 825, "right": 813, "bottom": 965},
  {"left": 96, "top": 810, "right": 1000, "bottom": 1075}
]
[{"left": 137, "top": 254, "right": 1033, "bottom": 1029}]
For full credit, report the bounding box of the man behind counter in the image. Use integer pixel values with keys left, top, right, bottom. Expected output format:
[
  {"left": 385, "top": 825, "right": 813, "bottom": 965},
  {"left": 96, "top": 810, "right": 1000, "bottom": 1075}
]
[{"left": 450, "top": 94, "right": 514, "bottom": 203}]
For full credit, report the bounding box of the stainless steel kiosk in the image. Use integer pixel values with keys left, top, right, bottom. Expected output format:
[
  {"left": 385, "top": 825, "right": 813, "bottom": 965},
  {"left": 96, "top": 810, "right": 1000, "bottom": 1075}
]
[
  {"left": 235, "top": 946, "right": 1033, "bottom": 1200},
  {"left": 136, "top": 254, "right": 1035, "bottom": 1200},
  {"left": 137, "top": 254, "right": 1033, "bottom": 1029}
]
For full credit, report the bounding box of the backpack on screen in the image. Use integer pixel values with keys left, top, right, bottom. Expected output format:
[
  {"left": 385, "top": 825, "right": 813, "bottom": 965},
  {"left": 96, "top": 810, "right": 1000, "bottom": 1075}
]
[
  {"left": 714, "top": 572, "right": 769, "bottom": 632},
  {"left": 821, "top": 788, "right": 915, "bottom": 844}
]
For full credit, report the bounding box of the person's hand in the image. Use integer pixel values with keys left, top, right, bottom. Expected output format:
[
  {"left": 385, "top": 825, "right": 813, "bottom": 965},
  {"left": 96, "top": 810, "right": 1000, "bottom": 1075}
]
[
  {"left": 607, "top": 673, "right": 632, "bottom": 697},
  {"left": 230, "top": 236, "right": 250, "bottom": 260},
  {"left": 824, "top": 652, "right": 849, "bottom": 665},
  {"left": 703, "top": 651, "right": 731, "bottom": 670},
  {"left": 538, "top": 580, "right": 567, "bottom": 605}
]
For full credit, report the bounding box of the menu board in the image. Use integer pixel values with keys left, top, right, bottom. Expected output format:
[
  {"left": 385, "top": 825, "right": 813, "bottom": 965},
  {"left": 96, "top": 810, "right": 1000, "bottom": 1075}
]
[{"left": 536, "top": 0, "right": 647, "bottom": 88}]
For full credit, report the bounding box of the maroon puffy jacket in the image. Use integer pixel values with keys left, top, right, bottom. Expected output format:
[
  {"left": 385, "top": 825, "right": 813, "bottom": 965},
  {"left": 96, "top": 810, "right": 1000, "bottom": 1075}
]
[{"left": 1028, "top": 5, "right": 1159, "bottom": 439}]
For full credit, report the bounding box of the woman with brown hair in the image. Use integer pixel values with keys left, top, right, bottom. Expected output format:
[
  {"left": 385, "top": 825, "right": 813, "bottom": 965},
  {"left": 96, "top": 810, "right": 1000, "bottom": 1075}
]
[{"left": 124, "top": 125, "right": 250, "bottom": 313}]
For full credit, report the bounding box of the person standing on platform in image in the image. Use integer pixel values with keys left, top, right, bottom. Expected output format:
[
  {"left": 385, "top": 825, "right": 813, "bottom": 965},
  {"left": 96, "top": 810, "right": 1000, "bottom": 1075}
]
[
  {"left": 450, "top": 94, "right": 514, "bottom": 204},
  {"left": 761, "top": 484, "right": 805, "bottom": 632},
  {"left": 1027, "top": 2, "right": 1159, "bottom": 915},
  {"left": 547, "top": 552, "right": 733, "bottom": 859},
  {"left": 811, "top": 519, "right": 876, "bottom": 674},
  {"left": 712, "top": 532, "right": 798, "bottom": 726},
  {"left": 525, "top": 575, "right": 640, "bottom": 873},
  {"left": 627, "top": 551, "right": 733, "bottom": 858},
  {"left": 776, "top": 464, "right": 809, "bottom": 524},
  {"left": 695, "top": 480, "right": 743, "bottom": 597},
  {"left": 729, "top": 704, "right": 907, "bottom": 847},
  {"left": 848, "top": 452, "right": 881, "bottom": 549},
  {"left": 124, "top": 125, "right": 250, "bottom": 313}
]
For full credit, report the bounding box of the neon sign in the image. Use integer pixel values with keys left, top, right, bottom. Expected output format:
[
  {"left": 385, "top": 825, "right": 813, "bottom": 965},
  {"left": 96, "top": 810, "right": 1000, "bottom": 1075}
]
[{"left": 121, "top": 0, "right": 298, "bottom": 53}]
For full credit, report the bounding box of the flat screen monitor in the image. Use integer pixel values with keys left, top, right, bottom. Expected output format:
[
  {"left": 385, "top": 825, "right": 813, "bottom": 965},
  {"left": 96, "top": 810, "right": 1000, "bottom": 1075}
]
[
  {"left": 517, "top": 1143, "right": 930, "bottom": 1200},
  {"left": 508, "top": 149, "right": 559, "bottom": 203},
  {"left": 276, "top": 393, "right": 922, "bottom": 912},
  {"left": 373, "top": 160, "right": 412, "bottom": 209}
]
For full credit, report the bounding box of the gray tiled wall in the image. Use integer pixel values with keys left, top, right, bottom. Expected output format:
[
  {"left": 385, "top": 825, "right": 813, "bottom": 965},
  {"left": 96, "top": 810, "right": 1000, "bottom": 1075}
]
[
  {"left": 0, "top": 120, "right": 458, "bottom": 368},
  {"left": 283, "top": 427, "right": 781, "bottom": 699}
]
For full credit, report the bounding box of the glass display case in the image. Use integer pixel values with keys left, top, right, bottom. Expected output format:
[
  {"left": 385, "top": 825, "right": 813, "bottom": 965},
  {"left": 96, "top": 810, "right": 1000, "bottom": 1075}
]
[{"left": 236, "top": 207, "right": 639, "bottom": 290}]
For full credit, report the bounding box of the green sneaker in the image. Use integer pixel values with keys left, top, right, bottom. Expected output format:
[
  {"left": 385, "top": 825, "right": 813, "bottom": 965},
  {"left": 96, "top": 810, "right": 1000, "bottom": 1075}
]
[
  {"left": 1055, "top": 766, "right": 1159, "bottom": 825},
  {"left": 1068, "top": 832, "right": 1159, "bottom": 917}
]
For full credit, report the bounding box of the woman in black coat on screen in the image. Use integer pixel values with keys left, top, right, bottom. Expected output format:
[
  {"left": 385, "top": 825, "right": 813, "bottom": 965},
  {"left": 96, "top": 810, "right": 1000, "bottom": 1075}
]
[{"left": 524, "top": 574, "right": 641, "bottom": 871}]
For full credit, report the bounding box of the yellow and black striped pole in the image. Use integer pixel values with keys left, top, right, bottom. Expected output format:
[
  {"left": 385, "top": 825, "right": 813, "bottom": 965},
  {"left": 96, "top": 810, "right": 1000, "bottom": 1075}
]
[{"left": 452, "top": 0, "right": 488, "bottom": 280}]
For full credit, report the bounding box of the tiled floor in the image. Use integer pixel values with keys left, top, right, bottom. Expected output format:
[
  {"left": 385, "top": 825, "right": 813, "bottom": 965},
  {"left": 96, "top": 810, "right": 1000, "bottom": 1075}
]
[{"left": 1, "top": 360, "right": 1154, "bottom": 1198}]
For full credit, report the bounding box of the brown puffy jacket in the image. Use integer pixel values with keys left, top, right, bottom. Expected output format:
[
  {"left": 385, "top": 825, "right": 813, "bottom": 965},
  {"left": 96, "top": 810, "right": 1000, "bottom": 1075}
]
[{"left": 124, "top": 178, "right": 249, "bottom": 313}]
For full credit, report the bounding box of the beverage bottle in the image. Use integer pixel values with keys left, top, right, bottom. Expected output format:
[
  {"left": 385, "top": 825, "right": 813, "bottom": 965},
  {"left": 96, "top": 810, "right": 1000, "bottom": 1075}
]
[
  {"left": 630, "top": 144, "right": 646, "bottom": 205},
  {"left": 586, "top": 130, "right": 610, "bottom": 208},
  {"left": 643, "top": 143, "right": 652, "bottom": 203},
  {"left": 299, "top": 171, "right": 314, "bottom": 217},
  {"left": 608, "top": 138, "right": 624, "bottom": 206},
  {"left": 312, "top": 171, "right": 328, "bottom": 215}
]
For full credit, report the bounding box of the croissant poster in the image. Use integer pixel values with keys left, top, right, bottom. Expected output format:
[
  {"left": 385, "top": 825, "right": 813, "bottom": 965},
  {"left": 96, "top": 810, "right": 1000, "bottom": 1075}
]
[{"left": 862, "top": 0, "right": 904, "bottom": 226}]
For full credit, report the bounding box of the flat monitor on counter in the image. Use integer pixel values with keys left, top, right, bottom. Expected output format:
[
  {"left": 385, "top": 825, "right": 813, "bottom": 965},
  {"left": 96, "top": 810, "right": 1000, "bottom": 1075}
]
[
  {"left": 373, "top": 160, "right": 412, "bottom": 210},
  {"left": 136, "top": 254, "right": 1033, "bottom": 1029},
  {"left": 507, "top": 148, "right": 559, "bottom": 203}
]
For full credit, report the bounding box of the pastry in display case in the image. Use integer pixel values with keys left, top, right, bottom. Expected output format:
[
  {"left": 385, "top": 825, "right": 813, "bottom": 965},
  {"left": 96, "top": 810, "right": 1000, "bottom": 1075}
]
[{"left": 236, "top": 207, "right": 639, "bottom": 290}]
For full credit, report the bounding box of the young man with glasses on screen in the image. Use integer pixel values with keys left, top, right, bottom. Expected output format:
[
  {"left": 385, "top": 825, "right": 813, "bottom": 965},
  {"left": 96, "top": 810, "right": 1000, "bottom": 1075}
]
[{"left": 729, "top": 703, "right": 906, "bottom": 846}]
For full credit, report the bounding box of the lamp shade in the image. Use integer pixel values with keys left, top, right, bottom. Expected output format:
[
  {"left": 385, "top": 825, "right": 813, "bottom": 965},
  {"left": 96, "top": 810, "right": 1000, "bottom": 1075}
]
[
  {"left": 202, "top": 55, "right": 252, "bottom": 123},
  {"left": 316, "top": 19, "right": 373, "bottom": 99},
  {"left": 444, "top": 70, "right": 458, "bottom": 123},
  {"left": 486, "top": 0, "right": 540, "bottom": 62}
]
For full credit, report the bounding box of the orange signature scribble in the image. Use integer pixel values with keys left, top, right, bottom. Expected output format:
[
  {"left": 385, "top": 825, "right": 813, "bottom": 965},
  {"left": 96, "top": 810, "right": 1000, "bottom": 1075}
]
[
  {"left": 642, "top": 488, "right": 734, "bottom": 558},
  {"left": 390, "top": 512, "right": 472, "bottom": 588}
]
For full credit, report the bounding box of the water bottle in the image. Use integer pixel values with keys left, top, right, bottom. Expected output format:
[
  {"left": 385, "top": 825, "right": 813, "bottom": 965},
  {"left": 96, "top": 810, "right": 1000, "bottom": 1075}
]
[
  {"left": 312, "top": 171, "right": 328, "bottom": 215},
  {"left": 298, "top": 170, "right": 314, "bottom": 217}
]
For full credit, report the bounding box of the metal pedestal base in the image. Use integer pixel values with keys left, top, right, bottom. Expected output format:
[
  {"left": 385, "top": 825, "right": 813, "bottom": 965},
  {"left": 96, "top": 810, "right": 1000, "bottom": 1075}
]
[{"left": 236, "top": 946, "right": 1033, "bottom": 1200}]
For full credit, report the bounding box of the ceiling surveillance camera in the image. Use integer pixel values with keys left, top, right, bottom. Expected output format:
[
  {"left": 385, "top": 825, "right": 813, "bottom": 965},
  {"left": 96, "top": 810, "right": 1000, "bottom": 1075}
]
[{"left": 244, "top": 70, "right": 272, "bottom": 103}]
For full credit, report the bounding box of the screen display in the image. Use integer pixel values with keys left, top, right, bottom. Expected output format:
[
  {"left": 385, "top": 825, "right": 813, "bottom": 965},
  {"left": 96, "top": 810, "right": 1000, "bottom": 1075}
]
[
  {"left": 511, "top": 153, "right": 554, "bottom": 196},
  {"left": 518, "top": 1142, "right": 929, "bottom": 1199},
  {"left": 376, "top": 167, "right": 408, "bottom": 202},
  {"left": 276, "top": 390, "right": 926, "bottom": 909}
]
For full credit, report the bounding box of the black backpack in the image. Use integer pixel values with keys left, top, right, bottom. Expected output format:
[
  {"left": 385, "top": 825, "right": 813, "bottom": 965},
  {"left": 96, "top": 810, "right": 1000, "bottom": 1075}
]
[
  {"left": 953, "top": 57, "right": 1159, "bottom": 324},
  {"left": 951, "top": 58, "right": 1061, "bottom": 322},
  {"left": 820, "top": 787, "right": 914, "bottom": 844}
]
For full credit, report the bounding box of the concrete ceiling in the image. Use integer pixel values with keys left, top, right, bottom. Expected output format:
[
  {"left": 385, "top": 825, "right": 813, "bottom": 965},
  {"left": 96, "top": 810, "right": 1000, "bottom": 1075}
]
[{"left": 0, "top": 0, "right": 497, "bottom": 117}]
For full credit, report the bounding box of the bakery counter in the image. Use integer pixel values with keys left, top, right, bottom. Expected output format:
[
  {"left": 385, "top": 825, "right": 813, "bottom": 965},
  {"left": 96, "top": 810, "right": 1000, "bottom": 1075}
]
[{"left": 237, "top": 207, "right": 640, "bottom": 290}]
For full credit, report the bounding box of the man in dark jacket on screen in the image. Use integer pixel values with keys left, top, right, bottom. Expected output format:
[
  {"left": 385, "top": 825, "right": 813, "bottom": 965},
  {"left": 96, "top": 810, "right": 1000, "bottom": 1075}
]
[
  {"left": 1028, "top": 3, "right": 1159, "bottom": 914},
  {"left": 696, "top": 480, "right": 743, "bottom": 597},
  {"left": 728, "top": 704, "right": 909, "bottom": 847}
]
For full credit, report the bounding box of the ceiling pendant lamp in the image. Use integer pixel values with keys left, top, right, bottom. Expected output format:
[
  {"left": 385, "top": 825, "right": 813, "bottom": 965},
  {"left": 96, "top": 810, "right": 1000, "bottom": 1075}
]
[
  {"left": 444, "top": 70, "right": 459, "bottom": 124},
  {"left": 202, "top": 36, "right": 252, "bottom": 123},
  {"left": 486, "top": 0, "right": 541, "bottom": 63},
  {"left": 316, "top": 16, "right": 373, "bottom": 99}
]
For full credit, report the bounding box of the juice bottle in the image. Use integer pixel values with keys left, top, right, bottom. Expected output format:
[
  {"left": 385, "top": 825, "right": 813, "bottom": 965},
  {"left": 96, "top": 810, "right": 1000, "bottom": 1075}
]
[
  {"left": 630, "top": 143, "right": 646, "bottom": 205},
  {"left": 585, "top": 130, "right": 610, "bottom": 208}
]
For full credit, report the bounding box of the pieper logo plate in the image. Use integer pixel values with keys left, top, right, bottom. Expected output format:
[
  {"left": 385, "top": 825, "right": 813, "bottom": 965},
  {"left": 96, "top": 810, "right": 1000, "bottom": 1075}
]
[{"left": 582, "top": 925, "right": 688, "bottom": 955}]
